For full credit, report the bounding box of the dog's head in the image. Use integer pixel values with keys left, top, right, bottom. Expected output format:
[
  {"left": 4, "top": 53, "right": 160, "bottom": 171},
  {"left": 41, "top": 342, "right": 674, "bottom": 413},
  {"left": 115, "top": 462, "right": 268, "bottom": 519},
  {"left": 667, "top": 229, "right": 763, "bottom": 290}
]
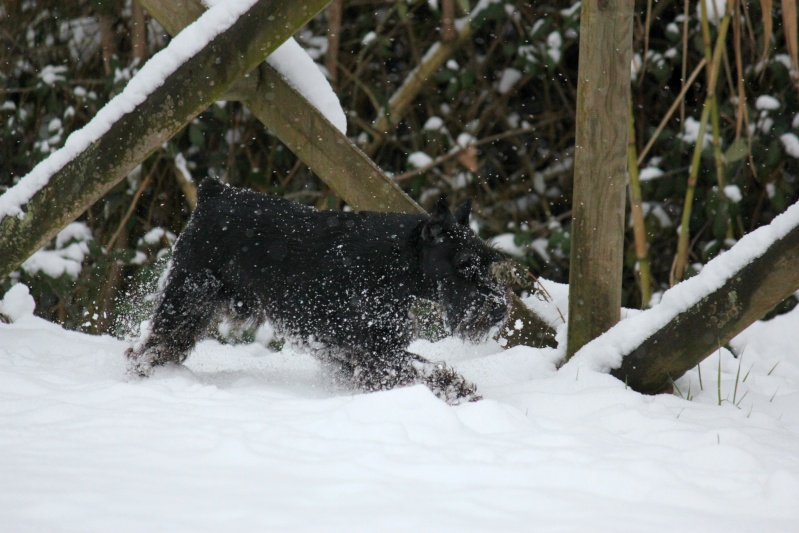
[{"left": 419, "top": 198, "right": 511, "bottom": 342}]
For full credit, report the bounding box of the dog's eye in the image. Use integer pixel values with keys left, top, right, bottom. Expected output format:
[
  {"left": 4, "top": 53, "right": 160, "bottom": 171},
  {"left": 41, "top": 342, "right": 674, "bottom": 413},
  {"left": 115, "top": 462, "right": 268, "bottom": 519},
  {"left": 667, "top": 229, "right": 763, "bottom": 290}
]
[{"left": 455, "top": 254, "right": 478, "bottom": 276}]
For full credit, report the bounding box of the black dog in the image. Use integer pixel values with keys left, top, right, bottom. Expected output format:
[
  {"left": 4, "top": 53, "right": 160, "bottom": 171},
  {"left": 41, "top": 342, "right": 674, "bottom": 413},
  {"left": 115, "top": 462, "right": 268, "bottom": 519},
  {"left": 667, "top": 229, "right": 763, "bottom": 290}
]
[{"left": 127, "top": 178, "right": 511, "bottom": 403}]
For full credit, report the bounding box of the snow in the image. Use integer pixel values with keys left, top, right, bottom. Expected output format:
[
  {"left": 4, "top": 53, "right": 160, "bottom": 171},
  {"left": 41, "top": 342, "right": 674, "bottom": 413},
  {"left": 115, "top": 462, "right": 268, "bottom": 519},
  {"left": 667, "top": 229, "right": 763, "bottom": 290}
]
[
  {"left": 639, "top": 166, "right": 664, "bottom": 181},
  {"left": 20, "top": 222, "right": 93, "bottom": 279},
  {"left": 0, "top": 284, "right": 35, "bottom": 321},
  {"left": 174, "top": 152, "right": 194, "bottom": 183},
  {"left": 264, "top": 38, "right": 347, "bottom": 134},
  {"left": 697, "top": 0, "right": 727, "bottom": 25},
  {"left": 0, "top": 0, "right": 261, "bottom": 223},
  {"left": 678, "top": 116, "right": 711, "bottom": 147},
  {"left": 38, "top": 64, "right": 68, "bottom": 86},
  {"left": 456, "top": 132, "right": 476, "bottom": 148},
  {"left": 1, "top": 277, "right": 798, "bottom": 531},
  {"left": 361, "top": 31, "right": 377, "bottom": 46},
  {"left": 423, "top": 116, "right": 445, "bottom": 131},
  {"left": 55, "top": 221, "right": 92, "bottom": 249},
  {"left": 546, "top": 32, "right": 563, "bottom": 64},
  {"left": 59, "top": 17, "right": 101, "bottom": 63},
  {"left": 139, "top": 227, "right": 176, "bottom": 247},
  {"left": 488, "top": 233, "right": 525, "bottom": 257}
]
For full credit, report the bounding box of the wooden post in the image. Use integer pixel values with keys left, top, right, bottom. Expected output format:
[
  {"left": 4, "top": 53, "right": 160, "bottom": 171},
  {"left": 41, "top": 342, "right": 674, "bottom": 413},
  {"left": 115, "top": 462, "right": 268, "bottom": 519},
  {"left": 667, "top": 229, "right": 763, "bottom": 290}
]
[{"left": 566, "top": 0, "right": 633, "bottom": 358}]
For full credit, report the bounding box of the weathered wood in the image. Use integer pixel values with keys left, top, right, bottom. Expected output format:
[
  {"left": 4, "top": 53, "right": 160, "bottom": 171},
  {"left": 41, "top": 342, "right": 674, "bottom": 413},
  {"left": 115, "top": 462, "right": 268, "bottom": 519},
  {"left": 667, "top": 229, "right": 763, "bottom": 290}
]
[
  {"left": 0, "top": 0, "right": 331, "bottom": 279},
  {"left": 612, "top": 218, "right": 799, "bottom": 393},
  {"left": 245, "top": 64, "right": 424, "bottom": 213},
  {"left": 502, "top": 295, "right": 559, "bottom": 349},
  {"left": 566, "top": 0, "right": 633, "bottom": 358},
  {"left": 138, "top": 0, "right": 422, "bottom": 214}
]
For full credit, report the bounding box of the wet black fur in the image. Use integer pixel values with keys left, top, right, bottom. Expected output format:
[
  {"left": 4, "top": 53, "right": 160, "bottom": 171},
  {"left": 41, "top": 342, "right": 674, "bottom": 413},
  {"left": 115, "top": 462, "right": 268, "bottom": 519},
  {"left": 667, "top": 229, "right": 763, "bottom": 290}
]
[{"left": 127, "top": 178, "right": 510, "bottom": 403}]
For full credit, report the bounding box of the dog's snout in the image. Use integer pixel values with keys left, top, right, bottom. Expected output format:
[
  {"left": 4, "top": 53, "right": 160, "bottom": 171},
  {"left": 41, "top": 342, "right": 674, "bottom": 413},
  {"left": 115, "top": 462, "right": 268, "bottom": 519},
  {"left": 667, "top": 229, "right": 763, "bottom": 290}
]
[
  {"left": 487, "top": 294, "right": 509, "bottom": 323},
  {"left": 490, "top": 303, "right": 507, "bottom": 322}
]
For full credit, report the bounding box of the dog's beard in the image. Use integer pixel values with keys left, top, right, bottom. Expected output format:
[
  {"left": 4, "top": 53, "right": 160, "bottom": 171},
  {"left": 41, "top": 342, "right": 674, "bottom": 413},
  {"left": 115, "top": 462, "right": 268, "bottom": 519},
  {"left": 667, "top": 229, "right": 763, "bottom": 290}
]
[{"left": 448, "top": 291, "right": 510, "bottom": 343}]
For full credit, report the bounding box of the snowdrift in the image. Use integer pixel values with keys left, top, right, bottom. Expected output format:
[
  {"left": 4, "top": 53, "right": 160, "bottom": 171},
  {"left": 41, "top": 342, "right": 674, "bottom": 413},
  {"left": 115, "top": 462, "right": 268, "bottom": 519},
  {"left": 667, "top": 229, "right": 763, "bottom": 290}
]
[{"left": 1, "top": 283, "right": 798, "bottom": 532}]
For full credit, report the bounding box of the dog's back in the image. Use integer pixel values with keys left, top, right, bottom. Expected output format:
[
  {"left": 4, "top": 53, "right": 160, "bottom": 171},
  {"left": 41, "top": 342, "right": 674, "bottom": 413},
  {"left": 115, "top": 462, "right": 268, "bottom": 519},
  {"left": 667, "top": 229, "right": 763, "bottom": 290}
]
[{"left": 183, "top": 178, "right": 426, "bottom": 284}]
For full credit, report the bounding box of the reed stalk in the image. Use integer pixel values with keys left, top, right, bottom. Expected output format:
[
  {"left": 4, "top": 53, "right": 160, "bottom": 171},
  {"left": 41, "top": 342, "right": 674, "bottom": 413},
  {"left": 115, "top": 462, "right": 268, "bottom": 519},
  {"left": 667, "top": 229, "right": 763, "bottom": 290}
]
[
  {"left": 627, "top": 99, "right": 652, "bottom": 307},
  {"left": 672, "top": 8, "right": 731, "bottom": 282}
]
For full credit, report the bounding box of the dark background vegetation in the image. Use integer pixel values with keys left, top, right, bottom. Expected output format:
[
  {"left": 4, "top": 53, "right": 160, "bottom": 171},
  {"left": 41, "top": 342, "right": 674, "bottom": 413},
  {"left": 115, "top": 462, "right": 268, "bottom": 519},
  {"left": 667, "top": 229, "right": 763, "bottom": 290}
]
[{"left": 2, "top": 0, "right": 798, "bottom": 333}]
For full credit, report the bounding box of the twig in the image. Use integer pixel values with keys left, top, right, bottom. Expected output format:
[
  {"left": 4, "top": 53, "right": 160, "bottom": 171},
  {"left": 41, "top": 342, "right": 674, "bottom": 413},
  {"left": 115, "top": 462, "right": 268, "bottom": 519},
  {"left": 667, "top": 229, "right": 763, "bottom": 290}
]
[
  {"left": 325, "top": 0, "right": 343, "bottom": 84},
  {"left": 365, "top": 17, "right": 473, "bottom": 156},
  {"left": 627, "top": 98, "right": 652, "bottom": 307},
  {"left": 638, "top": 58, "right": 707, "bottom": 165},
  {"left": 394, "top": 125, "right": 541, "bottom": 182},
  {"left": 673, "top": 9, "right": 730, "bottom": 282},
  {"left": 107, "top": 173, "right": 151, "bottom": 250}
]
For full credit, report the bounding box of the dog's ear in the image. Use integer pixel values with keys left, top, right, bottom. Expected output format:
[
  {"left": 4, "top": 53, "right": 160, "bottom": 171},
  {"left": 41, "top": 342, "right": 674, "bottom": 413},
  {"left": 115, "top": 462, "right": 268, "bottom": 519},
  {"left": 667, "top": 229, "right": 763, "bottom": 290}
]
[
  {"left": 422, "top": 198, "right": 452, "bottom": 241},
  {"left": 433, "top": 197, "right": 450, "bottom": 217},
  {"left": 454, "top": 199, "right": 472, "bottom": 226}
]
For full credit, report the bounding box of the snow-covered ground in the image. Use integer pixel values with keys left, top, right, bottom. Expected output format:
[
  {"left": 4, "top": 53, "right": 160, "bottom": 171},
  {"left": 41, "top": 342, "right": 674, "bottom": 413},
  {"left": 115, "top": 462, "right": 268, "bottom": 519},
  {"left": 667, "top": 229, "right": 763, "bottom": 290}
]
[{"left": 1, "top": 282, "right": 798, "bottom": 532}]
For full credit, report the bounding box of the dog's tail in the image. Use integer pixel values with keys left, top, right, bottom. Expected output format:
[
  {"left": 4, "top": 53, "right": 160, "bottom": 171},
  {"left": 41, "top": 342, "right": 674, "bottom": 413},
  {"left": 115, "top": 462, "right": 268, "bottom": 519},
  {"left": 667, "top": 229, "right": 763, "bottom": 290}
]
[{"left": 197, "top": 177, "right": 227, "bottom": 204}]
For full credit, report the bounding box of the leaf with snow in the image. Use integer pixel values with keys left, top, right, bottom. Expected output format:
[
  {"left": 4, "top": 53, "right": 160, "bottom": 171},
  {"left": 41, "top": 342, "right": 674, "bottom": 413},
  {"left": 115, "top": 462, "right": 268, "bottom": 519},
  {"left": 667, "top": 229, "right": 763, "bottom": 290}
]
[
  {"left": 38, "top": 65, "right": 68, "bottom": 87},
  {"left": 678, "top": 116, "right": 711, "bottom": 148},
  {"left": 497, "top": 68, "right": 522, "bottom": 95},
  {"left": 780, "top": 133, "right": 799, "bottom": 158},
  {"left": 697, "top": 0, "right": 727, "bottom": 25},
  {"left": 723, "top": 185, "right": 742, "bottom": 203},
  {"left": 755, "top": 95, "right": 780, "bottom": 111},
  {"left": 639, "top": 167, "right": 664, "bottom": 181},
  {"left": 423, "top": 116, "right": 445, "bottom": 131},
  {"left": 407, "top": 151, "right": 434, "bottom": 169}
]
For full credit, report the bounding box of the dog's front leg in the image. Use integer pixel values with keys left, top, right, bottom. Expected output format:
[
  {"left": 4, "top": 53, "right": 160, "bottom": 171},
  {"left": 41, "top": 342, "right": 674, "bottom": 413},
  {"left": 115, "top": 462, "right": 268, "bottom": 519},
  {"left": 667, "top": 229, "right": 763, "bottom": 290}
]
[
  {"left": 127, "top": 268, "right": 221, "bottom": 376},
  {"left": 407, "top": 353, "right": 482, "bottom": 405}
]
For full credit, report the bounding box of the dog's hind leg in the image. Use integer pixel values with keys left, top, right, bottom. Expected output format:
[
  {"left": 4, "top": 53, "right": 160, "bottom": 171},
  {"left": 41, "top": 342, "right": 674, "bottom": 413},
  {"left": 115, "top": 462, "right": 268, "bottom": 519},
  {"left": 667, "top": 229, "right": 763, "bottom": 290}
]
[
  {"left": 127, "top": 268, "right": 221, "bottom": 376},
  {"left": 330, "top": 349, "right": 481, "bottom": 405}
]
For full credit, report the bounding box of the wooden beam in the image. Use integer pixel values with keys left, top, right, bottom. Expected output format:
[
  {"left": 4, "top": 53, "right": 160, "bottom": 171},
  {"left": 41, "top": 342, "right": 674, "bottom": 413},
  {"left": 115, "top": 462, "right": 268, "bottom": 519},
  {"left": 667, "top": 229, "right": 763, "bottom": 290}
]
[
  {"left": 611, "top": 217, "right": 799, "bottom": 393},
  {"left": 0, "top": 0, "right": 331, "bottom": 279}
]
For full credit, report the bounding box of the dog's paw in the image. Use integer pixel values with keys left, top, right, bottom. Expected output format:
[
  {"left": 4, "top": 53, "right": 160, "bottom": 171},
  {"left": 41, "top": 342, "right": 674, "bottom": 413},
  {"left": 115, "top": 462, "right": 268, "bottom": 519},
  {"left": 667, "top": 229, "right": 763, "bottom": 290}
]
[
  {"left": 420, "top": 362, "right": 482, "bottom": 405},
  {"left": 125, "top": 347, "right": 156, "bottom": 378}
]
